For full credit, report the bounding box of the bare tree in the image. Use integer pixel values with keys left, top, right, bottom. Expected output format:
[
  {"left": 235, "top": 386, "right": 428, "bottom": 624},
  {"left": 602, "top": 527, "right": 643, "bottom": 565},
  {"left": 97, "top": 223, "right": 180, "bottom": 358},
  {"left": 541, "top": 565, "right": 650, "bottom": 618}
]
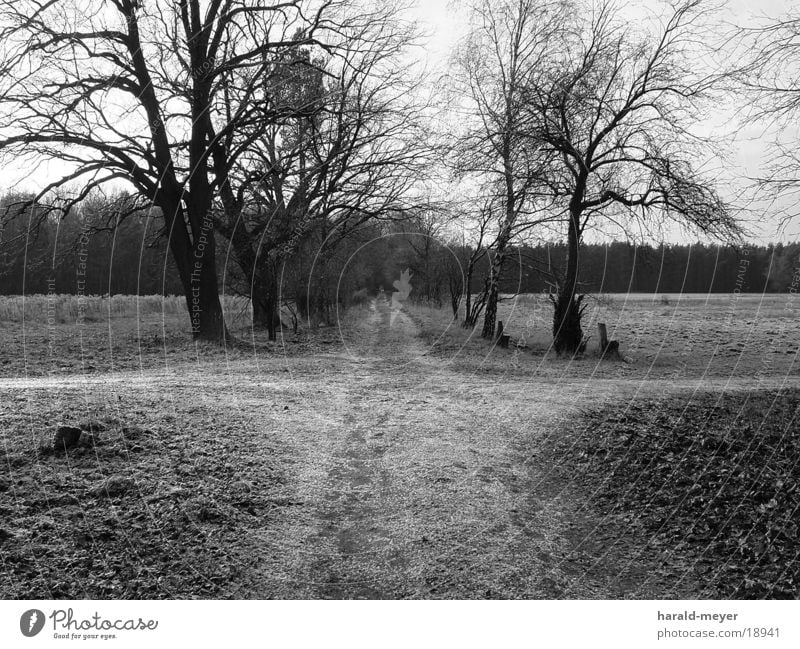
[
  {"left": 0, "top": 0, "right": 340, "bottom": 342},
  {"left": 216, "top": 5, "right": 431, "bottom": 338},
  {"left": 451, "top": 0, "right": 563, "bottom": 340},
  {"left": 522, "top": 0, "right": 741, "bottom": 354},
  {"left": 458, "top": 198, "right": 493, "bottom": 328},
  {"left": 439, "top": 233, "right": 477, "bottom": 320},
  {"left": 731, "top": 7, "right": 800, "bottom": 224}
]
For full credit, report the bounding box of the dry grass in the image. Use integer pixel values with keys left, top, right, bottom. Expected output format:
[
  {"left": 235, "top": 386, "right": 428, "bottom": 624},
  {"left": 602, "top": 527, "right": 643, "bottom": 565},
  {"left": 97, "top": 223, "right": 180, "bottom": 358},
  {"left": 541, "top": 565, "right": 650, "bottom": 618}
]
[
  {"left": 406, "top": 293, "right": 800, "bottom": 380},
  {"left": 0, "top": 294, "right": 339, "bottom": 378},
  {"left": 0, "top": 294, "right": 257, "bottom": 327}
]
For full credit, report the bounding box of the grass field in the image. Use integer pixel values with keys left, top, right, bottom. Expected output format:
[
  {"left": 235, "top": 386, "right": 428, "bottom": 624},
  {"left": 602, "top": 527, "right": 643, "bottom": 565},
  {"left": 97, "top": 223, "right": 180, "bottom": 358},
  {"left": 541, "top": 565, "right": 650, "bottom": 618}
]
[
  {"left": 407, "top": 292, "right": 800, "bottom": 380},
  {"left": 0, "top": 293, "right": 305, "bottom": 377},
  {"left": 0, "top": 293, "right": 797, "bottom": 598}
]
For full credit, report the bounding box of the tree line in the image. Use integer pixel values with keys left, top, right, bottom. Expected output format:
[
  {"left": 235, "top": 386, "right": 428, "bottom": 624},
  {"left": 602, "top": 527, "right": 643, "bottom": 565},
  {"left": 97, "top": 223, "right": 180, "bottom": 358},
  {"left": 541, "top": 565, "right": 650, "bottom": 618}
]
[
  {"left": 400, "top": 239, "right": 800, "bottom": 302},
  {"left": 3, "top": 189, "right": 796, "bottom": 303}
]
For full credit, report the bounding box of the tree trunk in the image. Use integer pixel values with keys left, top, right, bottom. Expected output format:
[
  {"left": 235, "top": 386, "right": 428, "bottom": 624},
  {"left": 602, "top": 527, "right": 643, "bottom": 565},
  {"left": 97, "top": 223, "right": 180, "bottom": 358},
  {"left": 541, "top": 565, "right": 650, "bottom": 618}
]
[
  {"left": 265, "top": 291, "right": 280, "bottom": 341},
  {"left": 189, "top": 271, "right": 227, "bottom": 342},
  {"left": 450, "top": 287, "right": 461, "bottom": 319},
  {"left": 252, "top": 294, "right": 281, "bottom": 340},
  {"left": 481, "top": 228, "right": 511, "bottom": 339},
  {"left": 481, "top": 121, "right": 515, "bottom": 339},
  {"left": 463, "top": 275, "right": 489, "bottom": 329},
  {"left": 552, "top": 210, "right": 583, "bottom": 354},
  {"left": 185, "top": 75, "right": 227, "bottom": 343},
  {"left": 463, "top": 285, "right": 474, "bottom": 327},
  {"left": 168, "top": 214, "right": 227, "bottom": 343},
  {"left": 252, "top": 263, "right": 281, "bottom": 340},
  {"left": 462, "top": 245, "right": 487, "bottom": 328},
  {"left": 481, "top": 271, "right": 499, "bottom": 339},
  {"left": 462, "top": 249, "right": 475, "bottom": 326}
]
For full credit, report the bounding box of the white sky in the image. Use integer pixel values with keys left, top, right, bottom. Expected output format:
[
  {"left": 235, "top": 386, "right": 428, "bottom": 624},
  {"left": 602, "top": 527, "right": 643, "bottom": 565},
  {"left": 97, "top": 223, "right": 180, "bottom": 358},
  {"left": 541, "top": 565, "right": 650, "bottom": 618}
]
[
  {"left": 411, "top": 0, "right": 800, "bottom": 244},
  {"left": 2, "top": 0, "right": 799, "bottom": 244}
]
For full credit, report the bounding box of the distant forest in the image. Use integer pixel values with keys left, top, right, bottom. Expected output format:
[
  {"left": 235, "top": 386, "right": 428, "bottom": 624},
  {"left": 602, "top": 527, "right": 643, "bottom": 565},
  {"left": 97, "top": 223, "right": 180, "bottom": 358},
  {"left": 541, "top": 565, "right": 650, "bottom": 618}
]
[
  {"left": 492, "top": 240, "right": 800, "bottom": 295},
  {"left": 1, "top": 198, "right": 797, "bottom": 298}
]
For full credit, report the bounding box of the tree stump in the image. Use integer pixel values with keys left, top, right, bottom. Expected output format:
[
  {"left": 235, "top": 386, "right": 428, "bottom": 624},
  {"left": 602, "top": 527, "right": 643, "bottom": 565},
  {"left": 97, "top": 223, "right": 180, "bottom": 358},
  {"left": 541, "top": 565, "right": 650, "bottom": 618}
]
[
  {"left": 496, "top": 321, "right": 510, "bottom": 348},
  {"left": 53, "top": 426, "right": 82, "bottom": 451},
  {"left": 604, "top": 340, "right": 620, "bottom": 358},
  {"left": 598, "top": 322, "right": 620, "bottom": 359},
  {"left": 598, "top": 322, "right": 608, "bottom": 349}
]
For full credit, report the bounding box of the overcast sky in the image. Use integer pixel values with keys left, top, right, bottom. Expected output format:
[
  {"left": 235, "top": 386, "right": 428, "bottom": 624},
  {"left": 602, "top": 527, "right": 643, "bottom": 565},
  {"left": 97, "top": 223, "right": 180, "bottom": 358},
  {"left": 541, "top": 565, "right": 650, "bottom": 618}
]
[
  {"left": 414, "top": 0, "right": 800, "bottom": 244},
  {"left": 1, "top": 0, "right": 798, "bottom": 244}
]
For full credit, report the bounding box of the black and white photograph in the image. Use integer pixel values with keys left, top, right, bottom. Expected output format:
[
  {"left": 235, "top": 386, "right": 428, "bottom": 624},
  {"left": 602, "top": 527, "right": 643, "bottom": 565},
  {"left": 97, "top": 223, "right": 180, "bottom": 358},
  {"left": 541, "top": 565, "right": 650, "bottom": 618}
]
[{"left": 0, "top": 0, "right": 798, "bottom": 645}]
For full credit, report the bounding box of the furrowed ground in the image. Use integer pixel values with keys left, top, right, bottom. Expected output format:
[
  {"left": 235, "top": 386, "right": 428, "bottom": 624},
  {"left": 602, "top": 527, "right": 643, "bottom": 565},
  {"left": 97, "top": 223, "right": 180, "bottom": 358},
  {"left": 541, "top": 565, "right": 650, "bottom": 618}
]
[{"left": 0, "top": 294, "right": 797, "bottom": 598}]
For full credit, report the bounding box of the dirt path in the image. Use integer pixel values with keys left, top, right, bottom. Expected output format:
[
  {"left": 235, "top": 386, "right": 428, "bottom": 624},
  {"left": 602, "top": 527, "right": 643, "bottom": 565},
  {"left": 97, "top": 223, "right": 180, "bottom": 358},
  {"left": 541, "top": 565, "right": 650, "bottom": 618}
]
[
  {"left": 225, "top": 298, "right": 588, "bottom": 598},
  {"left": 304, "top": 302, "right": 427, "bottom": 597},
  {"left": 237, "top": 300, "right": 701, "bottom": 598}
]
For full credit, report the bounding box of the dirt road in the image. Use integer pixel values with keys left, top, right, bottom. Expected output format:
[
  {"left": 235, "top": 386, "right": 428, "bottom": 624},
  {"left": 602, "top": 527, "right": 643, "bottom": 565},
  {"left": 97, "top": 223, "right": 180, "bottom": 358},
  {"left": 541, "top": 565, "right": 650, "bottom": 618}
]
[{"left": 245, "top": 298, "right": 593, "bottom": 598}]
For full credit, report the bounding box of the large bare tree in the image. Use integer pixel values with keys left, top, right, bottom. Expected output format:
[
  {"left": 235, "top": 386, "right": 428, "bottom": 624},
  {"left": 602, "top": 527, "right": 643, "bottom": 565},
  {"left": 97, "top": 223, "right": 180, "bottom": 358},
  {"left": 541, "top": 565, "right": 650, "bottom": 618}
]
[
  {"left": 522, "top": 0, "right": 741, "bottom": 354},
  {"left": 216, "top": 6, "right": 432, "bottom": 338},
  {"left": 0, "top": 0, "right": 340, "bottom": 342}
]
